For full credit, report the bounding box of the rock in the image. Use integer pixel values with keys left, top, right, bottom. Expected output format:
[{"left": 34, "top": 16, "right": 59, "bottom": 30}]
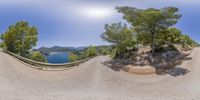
[
  {"left": 155, "top": 63, "right": 162, "bottom": 68},
  {"left": 127, "top": 65, "right": 156, "bottom": 75},
  {"left": 162, "top": 51, "right": 176, "bottom": 59},
  {"left": 161, "top": 60, "right": 168, "bottom": 67},
  {"left": 149, "top": 55, "right": 155, "bottom": 63}
]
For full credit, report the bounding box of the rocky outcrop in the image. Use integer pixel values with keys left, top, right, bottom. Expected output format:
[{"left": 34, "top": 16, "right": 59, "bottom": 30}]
[
  {"left": 127, "top": 65, "right": 156, "bottom": 74},
  {"left": 109, "top": 46, "right": 192, "bottom": 75}
]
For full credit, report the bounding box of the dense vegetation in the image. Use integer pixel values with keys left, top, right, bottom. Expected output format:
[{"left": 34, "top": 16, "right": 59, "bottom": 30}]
[
  {"left": 30, "top": 51, "right": 47, "bottom": 62},
  {"left": 1, "top": 21, "right": 38, "bottom": 57},
  {"left": 101, "top": 6, "right": 199, "bottom": 58},
  {"left": 0, "top": 21, "right": 46, "bottom": 62},
  {"left": 70, "top": 46, "right": 97, "bottom": 62},
  {"left": 96, "top": 45, "right": 111, "bottom": 55},
  {"left": 69, "top": 53, "right": 78, "bottom": 62},
  {"left": 101, "top": 23, "right": 136, "bottom": 57},
  {"left": 34, "top": 46, "right": 86, "bottom": 55},
  {"left": 116, "top": 6, "right": 182, "bottom": 54}
]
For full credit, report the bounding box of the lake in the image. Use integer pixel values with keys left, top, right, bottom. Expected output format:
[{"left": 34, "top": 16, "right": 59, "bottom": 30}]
[{"left": 46, "top": 52, "right": 69, "bottom": 64}]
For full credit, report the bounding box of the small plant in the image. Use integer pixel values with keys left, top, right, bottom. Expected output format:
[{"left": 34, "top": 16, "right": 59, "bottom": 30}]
[
  {"left": 30, "top": 51, "right": 46, "bottom": 62},
  {"left": 85, "top": 46, "right": 97, "bottom": 57},
  {"left": 69, "top": 53, "right": 78, "bottom": 62},
  {"left": 99, "top": 47, "right": 109, "bottom": 55},
  {"left": 0, "top": 42, "right": 6, "bottom": 49}
]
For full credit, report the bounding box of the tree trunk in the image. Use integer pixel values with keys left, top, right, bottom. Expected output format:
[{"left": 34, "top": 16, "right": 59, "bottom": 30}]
[{"left": 152, "top": 33, "right": 155, "bottom": 55}]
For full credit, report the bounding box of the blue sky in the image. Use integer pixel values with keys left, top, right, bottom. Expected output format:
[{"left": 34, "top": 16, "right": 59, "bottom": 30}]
[{"left": 0, "top": 0, "right": 199, "bottom": 48}]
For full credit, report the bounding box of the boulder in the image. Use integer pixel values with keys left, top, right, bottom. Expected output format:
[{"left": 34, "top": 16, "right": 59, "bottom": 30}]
[{"left": 127, "top": 65, "right": 156, "bottom": 75}]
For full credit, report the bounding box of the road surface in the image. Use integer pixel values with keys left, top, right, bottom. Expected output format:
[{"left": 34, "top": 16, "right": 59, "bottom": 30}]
[{"left": 0, "top": 48, "right": 200, "bottom": 100}]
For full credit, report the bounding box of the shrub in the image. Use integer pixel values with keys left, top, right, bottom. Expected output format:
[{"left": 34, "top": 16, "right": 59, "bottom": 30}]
[
  {"left": 0, "top": 42, "right": 6, "bottom": 49},
  {"left": 156, "top": 45, "right": 177, "bottom": 52},
  {"left": 69, "top": 53, "right": 78, "bottom": 62},
  {"left": 30, "top": 51, "right": 46, "bottom": 62},
  {"left": 85, "top": 46, "right": 97, "bottom": 57}
]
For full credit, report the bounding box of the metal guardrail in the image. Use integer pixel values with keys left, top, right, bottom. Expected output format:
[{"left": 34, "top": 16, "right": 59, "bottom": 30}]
[{"left": 3, "top": 49, "right": 94, "bottom": 70}]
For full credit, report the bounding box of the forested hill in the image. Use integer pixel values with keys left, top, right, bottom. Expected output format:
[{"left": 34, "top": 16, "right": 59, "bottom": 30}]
[{"left": 33, "top": 46, "right": 87, "bottom": 54}]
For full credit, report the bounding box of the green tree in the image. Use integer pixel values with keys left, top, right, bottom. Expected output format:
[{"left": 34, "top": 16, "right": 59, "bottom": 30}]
[
  {"left": 180, "top": 34, "right": 197, "bottom": 46},
  {"left": 116, "top": 6, "right": 181, "bottom": 54},
  {"left": 78, "top": 46, "right": 97, "bottom": 59},
  {"left": 0, "top": 42, "right": 6, "bottom": 48},
  {"left": 157, "top": 27, "right": 182, "bottom": 46},
  {"left": 0, "top": 34, "right": 3, "bottom": 41},
  {"left": 1, "top": 21, "right": 38, "bottom": 57},
  {"left": 136, "top": 32, "right": 151, "bottom": 46},
  {"left": 101, "top": 22, "right": 136, "bottom": 57},
  {"left": 99, "top": 47, "right": 109, "bottom": 55},
  {"left": 0, "top": 34, "right": 5, "bottom": 48},
  {"left": 85, "top": 46, "right": 97, "bottom": 57},
  {"left": 69, "top": 53, "right": 78, "bottom": 62},
  {"left": 30, "top": 51, "right": 46, "bottom": 62}
]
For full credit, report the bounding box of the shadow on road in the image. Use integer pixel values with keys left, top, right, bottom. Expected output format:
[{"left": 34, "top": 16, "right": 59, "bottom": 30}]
[
  {"left": 102, "top": 61, "right": 127, "bottom": 71},
  {"left": 102, "top": 51, "right": 192, "bottom": 77},
  {"left": 166, "top": 67, "right": 190, "bottom": 77}
]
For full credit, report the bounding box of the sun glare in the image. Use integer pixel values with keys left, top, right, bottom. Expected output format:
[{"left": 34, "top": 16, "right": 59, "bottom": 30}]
[{"left": 80, "top": 6, "right": 114, "bottom": 19}]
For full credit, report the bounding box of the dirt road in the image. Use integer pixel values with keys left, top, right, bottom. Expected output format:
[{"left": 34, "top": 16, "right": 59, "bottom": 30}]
[{"left": 0, "top": 48, "right": 200, "bottom": 100}]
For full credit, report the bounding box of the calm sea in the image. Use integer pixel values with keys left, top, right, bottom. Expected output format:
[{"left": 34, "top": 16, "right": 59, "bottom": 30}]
[{"left": 46, "top": 52, "right": 69, "bottom": 64}]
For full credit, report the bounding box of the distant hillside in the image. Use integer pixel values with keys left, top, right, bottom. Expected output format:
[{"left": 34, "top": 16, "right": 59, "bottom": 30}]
[{"left": 33, "top": 46, "right": 87, "bottom": 55}]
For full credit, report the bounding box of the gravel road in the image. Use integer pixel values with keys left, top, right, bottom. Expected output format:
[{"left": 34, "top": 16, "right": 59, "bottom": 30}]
[{"left": 0, "top": 48, "right": 200, "bottom": 100}]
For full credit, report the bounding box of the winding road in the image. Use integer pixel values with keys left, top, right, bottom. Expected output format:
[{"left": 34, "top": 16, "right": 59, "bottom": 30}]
[{"left": 0, "top": 48, "right": 200, "bottom": 100}]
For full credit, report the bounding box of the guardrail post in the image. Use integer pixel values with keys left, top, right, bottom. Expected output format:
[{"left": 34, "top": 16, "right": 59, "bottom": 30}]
[{"left": 40, "top": 65, "right": 43, "bottom": 70}]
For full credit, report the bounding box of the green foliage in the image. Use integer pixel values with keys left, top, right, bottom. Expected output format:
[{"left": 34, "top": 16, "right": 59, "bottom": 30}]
[
  {"left": 101, "top": 23, "right": 133, "bottom": 44},
  {"left": 0, "top": 34, "right": 6, "bottom": 48},
  {"left": 109, "top": 48, "right": 117, "bottom": 58},
  {"left": 0, "top": 42, "right": 6, "bottom": 49},
  {"left": 1, "top": 21, "right": 38, "bottom": 57},
  {"left": 116, "top": 6, "right": 181, "bottom": 53},
  {"left": 98, "top": 47, "right": 109, "bottom": 55},
  {"left": 95, "top": 45, "right": 111, "bottom": 55},
  {"left": 155, "top": 45, "right": 178, "bottom": 52},
  {"left": 0, "top": 34, "right": 3, "bottom": 40},
  {"left": 0, "top": 34, "right": 6, "bottom": 49},
  {"left": 101, "top": 22, "right": 136, "bottom": 57},
  {"left": 156, "top": 27, "right": 198, "bottom": 49},
  {"left": 100, "top": 6, "right": 198, "bottom": 60},
  {"left": 156, "top": 27, "right": 182, "bottom": 49},
  {"left": 180, "top": 34, "right": 199, "bottom": 47},
  {"left": 157, "top": 28, "right": 182, "bottom": 46},
  {"left": 85, "top": 46, "right": 97, "bottom": 57},
  {"left": 30, "top": 51, "right": 46, "bottom": 62},
  {"left": 78, "top": 46, "right": 97, "bottom": 59},
  {"left": 69, "top": 53, "right": 78, "bottom": 62},
  {"left": 180, "top": 35, "right": 192, "bottom": 45},
  {"left": 78, "top": 52, "right": 86, "bottom": 60},
  {"left": 136, "top": 32, "right": 151, "bottom": 46}
]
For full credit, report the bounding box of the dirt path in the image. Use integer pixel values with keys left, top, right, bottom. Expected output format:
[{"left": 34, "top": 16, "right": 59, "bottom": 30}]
[{"left": 0, "top": 48, "right": 200, "bottom": 100}]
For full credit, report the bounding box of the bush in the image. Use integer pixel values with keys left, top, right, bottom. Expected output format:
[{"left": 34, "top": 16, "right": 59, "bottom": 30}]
[
  {"left": 101, "top": 22, "right": 136, "bottom": 58},
  {"left": 0, "top": 42, "right": 6, "bottom": 49},
  {"left": 30, "top": 51, "right": 46, "bottom": 62},
  {"left": 156, "top": 45, "right": 177, "bottom": 52},
  {"left": 85, "top": 46, "right": 97, "bottom": 57},
  {"left": 109, "top": 48, "right": 117, "bottom": 58},
  {"left": 98, "top": 47, "right": 109, "bottom": 55},
  {"left": 69, "top": 53, "right": 78, "bottom": 62}
]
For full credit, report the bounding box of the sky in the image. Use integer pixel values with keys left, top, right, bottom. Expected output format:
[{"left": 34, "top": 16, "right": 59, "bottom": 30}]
[{"left": 0, "top": 0, "right": 199, "bottom": 48}]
